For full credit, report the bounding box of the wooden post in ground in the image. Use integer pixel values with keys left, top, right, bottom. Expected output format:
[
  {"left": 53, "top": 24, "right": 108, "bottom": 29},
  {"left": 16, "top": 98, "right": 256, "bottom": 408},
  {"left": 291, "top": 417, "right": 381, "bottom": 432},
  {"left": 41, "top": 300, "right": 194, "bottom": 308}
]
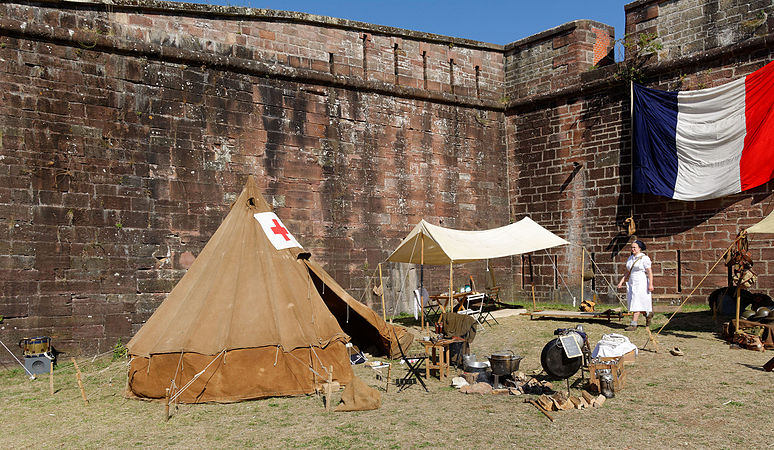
[
  {"left": 385, "top": 363, "right": 391, "bottom": 393},
  {"left": 71, "top": 357, "right": 88, "bottom": 406},
  {"left": 735, "top": 275, "right": 742, "bottom": 332},
  {"left": 532, "top": 284, "right": 536, "bottom": 311},
  {"left": 49, "top": 358, "right": 54, "bottom": 395},
  {"left": 324, "top": 366, "right": 334, "bottom": 411}
]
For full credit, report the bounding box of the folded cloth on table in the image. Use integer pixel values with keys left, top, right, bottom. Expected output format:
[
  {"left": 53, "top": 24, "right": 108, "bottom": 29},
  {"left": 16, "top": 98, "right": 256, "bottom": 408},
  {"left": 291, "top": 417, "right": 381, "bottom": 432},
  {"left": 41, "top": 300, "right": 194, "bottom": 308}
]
[{"left": 592, "top": 333, "right": 638, "bottom": 359}]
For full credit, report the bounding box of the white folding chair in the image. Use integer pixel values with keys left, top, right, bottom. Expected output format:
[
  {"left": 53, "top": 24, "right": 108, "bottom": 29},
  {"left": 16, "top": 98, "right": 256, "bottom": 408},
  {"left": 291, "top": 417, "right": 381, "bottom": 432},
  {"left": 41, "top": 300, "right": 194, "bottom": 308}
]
[{"left": 459, "top": 293, "right": 487, "bottom": 330}]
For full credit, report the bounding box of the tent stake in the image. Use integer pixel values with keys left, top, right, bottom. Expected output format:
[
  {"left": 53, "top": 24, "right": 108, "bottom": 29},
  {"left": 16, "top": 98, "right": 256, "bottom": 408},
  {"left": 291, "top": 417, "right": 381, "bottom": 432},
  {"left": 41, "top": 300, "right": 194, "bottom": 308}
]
[
  {"left": 49, "top": 359, "right": 54, "bottom": 396},
  {"left": 164, "top": 388, "right": 170, "bottom": 421}
]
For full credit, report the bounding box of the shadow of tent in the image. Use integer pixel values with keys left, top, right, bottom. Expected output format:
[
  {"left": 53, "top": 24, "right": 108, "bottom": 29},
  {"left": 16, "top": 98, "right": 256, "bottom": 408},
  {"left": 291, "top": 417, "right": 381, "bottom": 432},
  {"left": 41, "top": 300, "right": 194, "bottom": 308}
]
[{"left": 654, "top": 310, "right": 719, "bottom": 335}]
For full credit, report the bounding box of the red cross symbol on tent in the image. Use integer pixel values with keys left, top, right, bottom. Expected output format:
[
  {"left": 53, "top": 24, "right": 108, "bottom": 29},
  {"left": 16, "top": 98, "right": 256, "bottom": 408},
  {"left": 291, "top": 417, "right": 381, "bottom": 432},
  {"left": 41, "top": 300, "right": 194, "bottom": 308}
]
[
  {"left": 254, "top": 212, "right": 301, "bottom": 250},
  {"left": 270, "top": 219, "right": 291, "bottom": 241}
]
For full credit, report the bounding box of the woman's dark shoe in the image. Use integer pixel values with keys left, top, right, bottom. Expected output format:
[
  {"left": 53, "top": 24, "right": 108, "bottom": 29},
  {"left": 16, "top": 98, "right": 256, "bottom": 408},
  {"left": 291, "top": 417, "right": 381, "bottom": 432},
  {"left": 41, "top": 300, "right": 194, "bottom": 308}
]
[
  {"left": 625, "top": 323, "right": 638, "bottom": 331},
  {"left": 645, "top": 312, "right": 654, "bottom": 326}
]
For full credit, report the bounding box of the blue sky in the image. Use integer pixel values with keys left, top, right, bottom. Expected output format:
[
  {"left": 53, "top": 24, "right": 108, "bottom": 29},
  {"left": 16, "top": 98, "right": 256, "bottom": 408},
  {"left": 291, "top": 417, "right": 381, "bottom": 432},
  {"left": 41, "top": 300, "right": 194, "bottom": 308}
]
[{"left": 187, "top": 0, "right": 630, "bottom": 46}]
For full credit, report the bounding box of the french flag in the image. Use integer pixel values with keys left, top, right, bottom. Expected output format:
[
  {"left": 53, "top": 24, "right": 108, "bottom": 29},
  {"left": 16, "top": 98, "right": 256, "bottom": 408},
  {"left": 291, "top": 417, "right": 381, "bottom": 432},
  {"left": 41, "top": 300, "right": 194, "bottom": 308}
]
[{"left": 632, "top": 61, "right": 774, "bottom": 201}]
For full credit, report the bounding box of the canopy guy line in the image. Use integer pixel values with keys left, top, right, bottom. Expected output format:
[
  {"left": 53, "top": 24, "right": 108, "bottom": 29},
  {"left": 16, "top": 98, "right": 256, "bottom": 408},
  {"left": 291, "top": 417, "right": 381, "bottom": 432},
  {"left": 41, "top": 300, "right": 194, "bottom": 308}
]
[
  {"left": 544, "top": 249, "right": 575, "bottom": 302},
  {"left": 571, "top": 244, "right": 627, "bottom": 309}
]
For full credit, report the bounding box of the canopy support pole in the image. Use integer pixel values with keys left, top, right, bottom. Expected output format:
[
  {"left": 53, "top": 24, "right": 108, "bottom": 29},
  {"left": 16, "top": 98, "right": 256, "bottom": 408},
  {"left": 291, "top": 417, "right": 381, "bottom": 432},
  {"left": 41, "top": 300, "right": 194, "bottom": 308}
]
[
  {"left": 584, "top": 250, "right": 586, "bottom": 310},
  {"left": 421, "top": 235, "right": 425, "bottom": 331},
  {"left": 378, "top": 263, "right": 386, "bottom": 322}
]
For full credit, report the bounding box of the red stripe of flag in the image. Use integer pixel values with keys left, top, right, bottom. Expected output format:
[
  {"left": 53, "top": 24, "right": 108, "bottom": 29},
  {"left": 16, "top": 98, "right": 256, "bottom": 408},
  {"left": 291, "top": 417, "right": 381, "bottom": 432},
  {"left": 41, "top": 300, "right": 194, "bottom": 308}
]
[{"left": 740, "top": 61, "right": 774, "bottom": 191}]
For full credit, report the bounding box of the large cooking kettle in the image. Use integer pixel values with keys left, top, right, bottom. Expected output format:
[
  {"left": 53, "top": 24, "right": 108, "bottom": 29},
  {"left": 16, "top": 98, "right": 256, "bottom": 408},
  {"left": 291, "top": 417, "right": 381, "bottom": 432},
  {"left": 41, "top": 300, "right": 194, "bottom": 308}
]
[{"left": 487, "top": 350, "right": 522, "bottom": 376}]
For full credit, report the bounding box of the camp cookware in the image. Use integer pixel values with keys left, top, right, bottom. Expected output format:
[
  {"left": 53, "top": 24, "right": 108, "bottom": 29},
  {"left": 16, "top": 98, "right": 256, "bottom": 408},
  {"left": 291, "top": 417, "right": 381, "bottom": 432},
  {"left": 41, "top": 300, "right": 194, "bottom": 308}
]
[
  {"left": 488, "top": 350, "right": 522, "bottom": 376},
  {"left": 463, "top": 361, "right": 489, "bottom": 375},
  {"left": 598, "top": 370, "right": 615, "bottom": 398}
]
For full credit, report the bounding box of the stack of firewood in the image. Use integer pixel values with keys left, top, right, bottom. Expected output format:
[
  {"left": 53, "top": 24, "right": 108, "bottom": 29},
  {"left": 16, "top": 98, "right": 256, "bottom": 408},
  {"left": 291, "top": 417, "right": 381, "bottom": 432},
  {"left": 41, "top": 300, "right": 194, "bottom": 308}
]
[
  {"left": 535, "top": 390, "right": 607, "bottom": 411},
  {"left": 525, "top": 391, "right": 608, "bottom": 421}
]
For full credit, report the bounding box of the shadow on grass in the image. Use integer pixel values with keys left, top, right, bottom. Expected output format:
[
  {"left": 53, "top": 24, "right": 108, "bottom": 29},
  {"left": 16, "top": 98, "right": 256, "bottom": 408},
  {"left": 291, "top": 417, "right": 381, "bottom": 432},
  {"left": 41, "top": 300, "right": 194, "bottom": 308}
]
[
  {"left": 655, "top": 309, "right": 725, "bottom": 338},
  {"left": 738, "top": 363, "right": 766, "bottom": 372}
]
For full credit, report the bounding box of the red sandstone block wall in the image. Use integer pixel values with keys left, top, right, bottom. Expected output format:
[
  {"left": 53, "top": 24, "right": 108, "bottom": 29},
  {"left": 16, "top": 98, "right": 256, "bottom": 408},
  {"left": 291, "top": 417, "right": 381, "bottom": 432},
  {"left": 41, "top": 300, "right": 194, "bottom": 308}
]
[
  {"left": 0, "top": 1, "right": 507, "bottom": 359},
  {"left": 504, "top": 20, "right": 615, "bottom": 100},
  {"left": 506, "top": 0, "right": 774, "bottom": 304}
]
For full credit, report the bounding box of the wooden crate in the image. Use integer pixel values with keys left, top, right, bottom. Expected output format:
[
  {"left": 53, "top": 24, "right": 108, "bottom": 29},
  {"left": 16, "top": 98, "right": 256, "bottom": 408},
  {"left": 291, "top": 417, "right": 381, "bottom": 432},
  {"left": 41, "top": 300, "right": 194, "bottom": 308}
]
[
  {"left": 588, "top": 357, "right": 626, "bottom": 392},
  {"left": 601, "top": 349, "right": 636, "bottom": 365}
]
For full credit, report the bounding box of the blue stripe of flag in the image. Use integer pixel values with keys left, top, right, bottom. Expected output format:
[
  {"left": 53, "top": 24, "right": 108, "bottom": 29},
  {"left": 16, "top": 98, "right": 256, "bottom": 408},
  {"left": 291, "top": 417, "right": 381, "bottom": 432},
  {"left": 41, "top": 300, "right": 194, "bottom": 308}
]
[{"left": 632, "top": 83, "right": 679, "bottom": 198}]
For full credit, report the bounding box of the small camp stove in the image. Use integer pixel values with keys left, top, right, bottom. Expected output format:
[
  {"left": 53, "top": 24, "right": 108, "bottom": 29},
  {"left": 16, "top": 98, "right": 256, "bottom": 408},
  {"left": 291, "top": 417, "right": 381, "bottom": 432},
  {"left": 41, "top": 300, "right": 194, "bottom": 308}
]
[{"left": 491, "top": 373, "right": 510, "bottom": 389}]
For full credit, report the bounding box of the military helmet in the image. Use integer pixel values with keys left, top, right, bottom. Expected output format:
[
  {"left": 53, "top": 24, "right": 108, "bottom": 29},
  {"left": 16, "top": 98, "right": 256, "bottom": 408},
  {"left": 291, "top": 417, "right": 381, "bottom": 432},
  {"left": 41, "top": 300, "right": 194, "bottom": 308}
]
[
  {"left": 753, "top": 307, "right": 771, "bottom": 320},
  {"left": 740, "top": 309, "right": 756, "bottom": 320}
]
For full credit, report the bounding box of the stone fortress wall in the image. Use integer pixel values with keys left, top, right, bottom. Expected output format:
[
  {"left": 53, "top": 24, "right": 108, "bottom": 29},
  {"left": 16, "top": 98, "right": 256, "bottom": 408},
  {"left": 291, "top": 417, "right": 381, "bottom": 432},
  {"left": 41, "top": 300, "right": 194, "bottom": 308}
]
[{"left": 0, "top": 0, "right": 772, "bottom": 360}]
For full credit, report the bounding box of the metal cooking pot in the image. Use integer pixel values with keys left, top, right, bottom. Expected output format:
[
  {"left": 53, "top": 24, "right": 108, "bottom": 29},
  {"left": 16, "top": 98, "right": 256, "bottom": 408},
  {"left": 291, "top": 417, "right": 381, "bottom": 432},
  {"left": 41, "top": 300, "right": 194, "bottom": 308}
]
[{"left": 488, "top": 351, "right": 523, "bottom": 376}]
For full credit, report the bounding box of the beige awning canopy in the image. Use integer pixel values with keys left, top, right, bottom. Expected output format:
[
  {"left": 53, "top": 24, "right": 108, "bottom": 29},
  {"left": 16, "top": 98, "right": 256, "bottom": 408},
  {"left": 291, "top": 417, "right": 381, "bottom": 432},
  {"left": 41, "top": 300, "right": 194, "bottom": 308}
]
[
  {"left": 387, "top": 217, "right": 570, "bottom": 265},
  {"left": 746, "top": 209, "right": 774, "bottom": 234}
]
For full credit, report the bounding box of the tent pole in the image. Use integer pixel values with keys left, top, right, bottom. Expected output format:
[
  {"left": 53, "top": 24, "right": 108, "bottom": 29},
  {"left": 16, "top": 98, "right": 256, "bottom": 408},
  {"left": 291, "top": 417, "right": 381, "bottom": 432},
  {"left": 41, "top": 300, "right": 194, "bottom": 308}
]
[
  {"left": 584, "top": 246, "right": 586, "bottom": 308},
  {"left": 421, "top": 234, "right": 425, "bottom": 331},
  {"left": 378, "top": 263, "right": 386, "bottom": 322},
  {"left": 448, "top": 261, "right": 453, "bottom": 313}
]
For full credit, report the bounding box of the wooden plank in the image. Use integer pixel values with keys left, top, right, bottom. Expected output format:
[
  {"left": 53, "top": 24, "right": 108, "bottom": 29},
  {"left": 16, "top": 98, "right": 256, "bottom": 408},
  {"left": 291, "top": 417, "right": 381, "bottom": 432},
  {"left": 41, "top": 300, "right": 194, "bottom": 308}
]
[{"left": 529, "top": 310, "right": 626, "bottom": 320}]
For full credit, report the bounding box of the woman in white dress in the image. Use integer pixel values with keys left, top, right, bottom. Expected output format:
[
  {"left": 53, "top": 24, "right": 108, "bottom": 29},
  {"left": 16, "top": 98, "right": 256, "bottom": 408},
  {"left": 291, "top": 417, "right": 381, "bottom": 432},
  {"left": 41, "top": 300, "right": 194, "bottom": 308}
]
[{"left": 617, "top": 240, "right": 654, "bottom": 331}]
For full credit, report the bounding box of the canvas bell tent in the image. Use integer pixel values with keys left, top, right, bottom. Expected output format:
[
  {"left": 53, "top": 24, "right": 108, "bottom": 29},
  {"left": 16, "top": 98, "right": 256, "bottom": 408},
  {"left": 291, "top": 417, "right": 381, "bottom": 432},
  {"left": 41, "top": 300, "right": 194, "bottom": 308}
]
[{"left": 127, "top": 176, "right": 353, "bottom": 403}]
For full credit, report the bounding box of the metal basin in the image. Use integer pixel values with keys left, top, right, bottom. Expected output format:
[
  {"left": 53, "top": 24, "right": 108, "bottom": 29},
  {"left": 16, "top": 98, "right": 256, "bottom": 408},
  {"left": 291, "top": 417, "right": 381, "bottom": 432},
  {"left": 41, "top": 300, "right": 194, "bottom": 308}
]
[{"left": 464, "top": 361, "right": 489, "bottom": 373}]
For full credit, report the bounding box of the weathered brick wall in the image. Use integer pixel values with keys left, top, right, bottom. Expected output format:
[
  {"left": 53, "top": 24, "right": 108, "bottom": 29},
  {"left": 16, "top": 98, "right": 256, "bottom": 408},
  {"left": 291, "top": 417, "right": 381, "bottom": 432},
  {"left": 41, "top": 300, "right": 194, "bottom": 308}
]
[
  {"left": 627, "top": 0, "right": 774, "bottom": 60},
  {"left": 2, "top": 0, "right": 774, "bottom": 364},
  {"left": 504, "top": 20, "right": 615, "bottom": 100},
  {"left": 507, "top": 0, "right": 774, "bottom": 304},
  {"left": 0, "top": 0, "right": 507, "bottom": 359}
]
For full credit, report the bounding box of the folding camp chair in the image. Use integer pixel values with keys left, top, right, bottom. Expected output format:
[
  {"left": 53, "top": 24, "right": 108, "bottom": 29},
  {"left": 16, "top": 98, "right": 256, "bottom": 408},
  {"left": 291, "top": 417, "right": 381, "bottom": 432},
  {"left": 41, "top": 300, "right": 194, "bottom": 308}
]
[
  {"left": 485, "top": 286, "right": 501, "bottom": 303},
  {"left": 458, "top": 293, "right": 488, "bottom": 330},
  {"left": 392, "top": 327, "right": 428, "bottom": 392},
  {"left": 480, "top": 294, "right": 499, "bottom": 327},
  {"left": 414, "top": 288, "right": 440, "bottom": 323}
]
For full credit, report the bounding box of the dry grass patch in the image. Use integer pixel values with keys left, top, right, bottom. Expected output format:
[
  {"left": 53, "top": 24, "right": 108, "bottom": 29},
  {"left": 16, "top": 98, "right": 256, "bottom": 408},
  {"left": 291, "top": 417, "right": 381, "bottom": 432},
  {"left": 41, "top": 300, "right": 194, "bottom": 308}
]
[{"left": 2, "top": 307, "right": 772, "bottom": 448}]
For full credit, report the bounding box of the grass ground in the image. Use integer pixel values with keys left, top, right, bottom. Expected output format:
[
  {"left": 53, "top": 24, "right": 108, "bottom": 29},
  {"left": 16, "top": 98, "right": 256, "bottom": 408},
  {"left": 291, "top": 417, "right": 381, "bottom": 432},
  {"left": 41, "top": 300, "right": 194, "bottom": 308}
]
[{"left": 2, "top": 306, "right": 772, "bottom": 449}]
